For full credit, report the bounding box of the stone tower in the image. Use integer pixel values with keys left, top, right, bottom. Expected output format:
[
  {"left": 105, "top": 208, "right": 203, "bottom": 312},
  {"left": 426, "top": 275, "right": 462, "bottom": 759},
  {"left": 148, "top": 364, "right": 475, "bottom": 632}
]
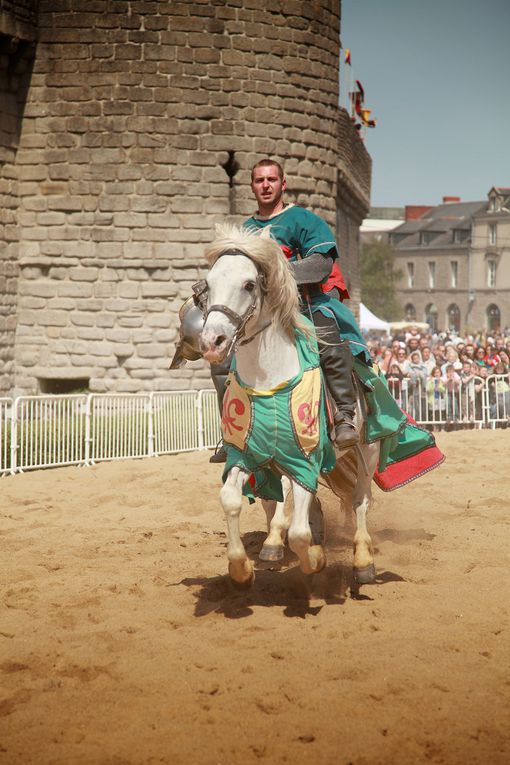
[{"left": 0, "top": 0, "right": 371, "bottom": 396}]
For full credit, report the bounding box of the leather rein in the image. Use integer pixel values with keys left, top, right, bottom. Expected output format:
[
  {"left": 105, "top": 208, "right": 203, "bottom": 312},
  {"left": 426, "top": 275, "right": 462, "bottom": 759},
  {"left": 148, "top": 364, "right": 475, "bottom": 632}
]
[{"left": 192, "top": 248, "right": 271, "bottom": 355}]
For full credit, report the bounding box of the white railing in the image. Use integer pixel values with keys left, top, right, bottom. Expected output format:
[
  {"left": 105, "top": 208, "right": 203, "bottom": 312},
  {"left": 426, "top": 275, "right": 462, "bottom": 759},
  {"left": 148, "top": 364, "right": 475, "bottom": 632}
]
[
  {"left": 88, "top": 394, "right": 150, "bottom": 463},
  {"left": 486, "top": 374, "right": 510, "bottom": 427},
  {"left": 0, "top": 398, "right": 11, "bottom": 474},
  {"left": 387, "top": 376, "right": 493, "bottom": 428},
  {"left": 11, "top": 395, "right": 87, "bottom": 473},
  {"left": 0, "top": 380, "right": 507, "bottom": 476}
]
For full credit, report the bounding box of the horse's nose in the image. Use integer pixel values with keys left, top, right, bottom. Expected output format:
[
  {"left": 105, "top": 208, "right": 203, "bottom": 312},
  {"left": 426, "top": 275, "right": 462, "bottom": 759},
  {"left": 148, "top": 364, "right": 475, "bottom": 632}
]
[{"left": 200, "top": 329, "right": 229, "bottom": 362}]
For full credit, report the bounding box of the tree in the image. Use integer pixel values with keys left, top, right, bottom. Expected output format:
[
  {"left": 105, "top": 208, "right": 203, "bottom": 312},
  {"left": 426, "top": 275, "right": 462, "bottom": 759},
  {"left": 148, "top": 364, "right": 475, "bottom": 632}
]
[{"left": 360, "top": 239, "right": 402, "bottom": 321}]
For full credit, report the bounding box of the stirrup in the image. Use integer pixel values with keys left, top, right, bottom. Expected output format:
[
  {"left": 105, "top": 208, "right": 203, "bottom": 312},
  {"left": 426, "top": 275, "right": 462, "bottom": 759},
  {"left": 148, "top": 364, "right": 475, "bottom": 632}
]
[{"left": 209, "top": 441, "right": 227, "bottom": 464}]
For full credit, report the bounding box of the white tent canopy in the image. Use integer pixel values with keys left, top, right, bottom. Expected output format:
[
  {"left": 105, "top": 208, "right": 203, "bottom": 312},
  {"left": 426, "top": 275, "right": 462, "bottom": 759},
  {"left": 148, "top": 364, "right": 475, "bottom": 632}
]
[{"left": 359, "top": 303, "right": 391, "bottom": 333}]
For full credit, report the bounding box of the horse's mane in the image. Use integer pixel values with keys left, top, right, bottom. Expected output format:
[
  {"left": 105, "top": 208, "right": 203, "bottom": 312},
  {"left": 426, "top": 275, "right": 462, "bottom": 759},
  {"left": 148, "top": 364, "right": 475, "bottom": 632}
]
[{"left": 204, "top": 223, "right": 307, "bottom": 339}]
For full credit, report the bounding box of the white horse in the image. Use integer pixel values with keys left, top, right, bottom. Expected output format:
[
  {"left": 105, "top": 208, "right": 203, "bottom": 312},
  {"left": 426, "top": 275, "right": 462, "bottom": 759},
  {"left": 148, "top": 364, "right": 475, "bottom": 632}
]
[{"left": 198, "top": 225, "right": 379, "bottom": 589}]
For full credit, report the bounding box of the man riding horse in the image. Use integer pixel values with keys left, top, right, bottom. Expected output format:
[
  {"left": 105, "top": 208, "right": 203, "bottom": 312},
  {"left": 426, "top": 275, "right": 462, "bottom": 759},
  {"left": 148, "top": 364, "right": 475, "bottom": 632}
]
[{"left": 209, "top": 158, "right": 367, "bottom": 461}]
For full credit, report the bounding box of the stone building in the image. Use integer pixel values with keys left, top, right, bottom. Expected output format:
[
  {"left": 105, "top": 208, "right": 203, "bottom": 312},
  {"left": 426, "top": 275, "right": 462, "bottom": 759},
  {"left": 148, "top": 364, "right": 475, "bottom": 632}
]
[
  {"left": 391, "top": 190, "right": 510, "bottom": 334},
  {"left": 0, "top": 0, "right": 371, "bottom": 397}
]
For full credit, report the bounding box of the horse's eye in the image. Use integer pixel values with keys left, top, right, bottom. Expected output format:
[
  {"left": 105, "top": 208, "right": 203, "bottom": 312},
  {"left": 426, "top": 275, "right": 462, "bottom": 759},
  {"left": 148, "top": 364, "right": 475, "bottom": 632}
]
[{"left": 244, "top": 281, "right": 256, "bottom": 293}]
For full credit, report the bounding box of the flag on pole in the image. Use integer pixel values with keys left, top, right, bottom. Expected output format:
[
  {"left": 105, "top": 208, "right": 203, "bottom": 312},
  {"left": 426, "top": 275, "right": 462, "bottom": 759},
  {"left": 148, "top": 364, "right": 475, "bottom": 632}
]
[{"left": 344, "top": 48, "right": 351, "bottom": 65}]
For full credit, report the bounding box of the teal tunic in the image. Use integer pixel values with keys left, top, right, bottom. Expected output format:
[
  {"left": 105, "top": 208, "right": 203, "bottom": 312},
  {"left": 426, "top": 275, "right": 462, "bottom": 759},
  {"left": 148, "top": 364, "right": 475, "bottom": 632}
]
[
  {"left": 245, "top": 205, "right": 337, "bottom": 261},
  {"left": 221, "top": 322, "right": 336, "bottom": 502},
  {"left": 244, "top": 206, "right": 370, "bottom": 363}
]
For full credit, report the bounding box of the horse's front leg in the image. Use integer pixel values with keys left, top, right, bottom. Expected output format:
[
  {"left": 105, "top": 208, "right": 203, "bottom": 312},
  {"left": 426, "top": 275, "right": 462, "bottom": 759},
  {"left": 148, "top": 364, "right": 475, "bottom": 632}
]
[
  {"left": 259, "top": 475, "right": 292, "bottom": 562},
  {"left": 220, "top": 467, "right": 254, "bottom": 588},
  {"left": 288, "top": 481, "right": 326, "bottom": 575}
]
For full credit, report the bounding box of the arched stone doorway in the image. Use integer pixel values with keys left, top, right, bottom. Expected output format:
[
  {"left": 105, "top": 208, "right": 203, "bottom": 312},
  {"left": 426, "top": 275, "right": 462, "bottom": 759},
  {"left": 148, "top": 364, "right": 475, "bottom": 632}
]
[
  {"left": 447, "top": 303, "right": 461, "bottom": 332},
  {"left": 486, "top": 304, "right": 501, "bottom": 332},
  {"left": 404, "top": 303, "right": 416, "bottom": 321},
  {"left": 425, "top": 303, "right": 438, "bottom": 333}
]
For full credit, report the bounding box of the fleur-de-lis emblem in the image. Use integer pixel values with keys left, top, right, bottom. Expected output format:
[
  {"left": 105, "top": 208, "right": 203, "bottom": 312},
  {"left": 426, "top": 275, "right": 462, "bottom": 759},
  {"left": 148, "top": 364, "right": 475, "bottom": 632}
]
[
  {"left": 297, "top": 400, "right": 319, "bottom": 436},
  {"left": 222, "top": 388, "right": 245, "bottom": 436}
]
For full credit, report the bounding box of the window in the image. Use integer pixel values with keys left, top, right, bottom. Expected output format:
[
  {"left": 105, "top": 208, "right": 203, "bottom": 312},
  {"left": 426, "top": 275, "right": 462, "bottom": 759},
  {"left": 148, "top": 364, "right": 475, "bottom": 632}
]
[
  {"left": 450, "top": 261, "right": 458, "bottom": 288},
  {"left": 489, "top": 195, "right": 500, "bottom": 213},
  {"left": 486, "top": 304, "right": 500, "bottom": 332},
  {"left": 428, "top": 261, "right": 436, "bottom": 288},
  {"left": 419, "top": 231, "right": 436, "bottom": 245},
  {"left": 453, "top": 229, "right": 468, "bottom": 244},
  {"left": 407, "top": 262, "right": 415, "bottom": 288},
  {"left": 488, "top": 260, "right": 497, "bottom": 288},
  {"left": 489, "top": 223, "right": 497, "bottom": 246},
  {"left": 447, "top": 304, "right": 461, "bottom": 332},
  {"left": 425, "top": 303, "right": 438, "bottom": 332},
  {"left": 405, "top": 303, "right": 416, "bottom": 321}
]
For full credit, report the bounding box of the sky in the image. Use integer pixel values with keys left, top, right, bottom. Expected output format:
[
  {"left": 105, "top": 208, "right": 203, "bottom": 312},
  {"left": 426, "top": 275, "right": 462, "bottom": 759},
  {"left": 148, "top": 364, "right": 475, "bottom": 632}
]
[{"left": 341, "top": 0, "right": 510, "bottom": 208}]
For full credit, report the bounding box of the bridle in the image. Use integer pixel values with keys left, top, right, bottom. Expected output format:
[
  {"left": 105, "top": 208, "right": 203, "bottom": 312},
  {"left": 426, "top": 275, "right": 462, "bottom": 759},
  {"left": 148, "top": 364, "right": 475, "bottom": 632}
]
[{"left": 192, "top": 248, "right": 270, "bottom": 355}]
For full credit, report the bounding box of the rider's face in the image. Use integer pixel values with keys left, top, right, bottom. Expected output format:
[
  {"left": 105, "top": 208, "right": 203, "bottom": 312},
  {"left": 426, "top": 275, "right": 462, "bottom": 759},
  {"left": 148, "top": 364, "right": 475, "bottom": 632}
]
[{"left": 251, "top": 165, "right": 286, "bottom": 213}]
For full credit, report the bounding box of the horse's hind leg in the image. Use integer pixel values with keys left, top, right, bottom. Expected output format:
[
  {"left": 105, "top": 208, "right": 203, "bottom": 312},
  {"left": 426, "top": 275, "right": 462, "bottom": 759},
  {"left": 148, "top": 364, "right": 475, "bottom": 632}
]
[
  {"left": 260, "top": 476, "right": 292, "bottom": 562},
  {"left": 353, "top": 495, "right": 375, "bottom": 584},
  {"left": 288, "top": 482, "right": 326, "bottom": 575},
  {"left": 220, "top": 467, "right": 254, "bottom": 588},
  {"left": 352, "top": 444, "right": 379, "bottom": 584}
]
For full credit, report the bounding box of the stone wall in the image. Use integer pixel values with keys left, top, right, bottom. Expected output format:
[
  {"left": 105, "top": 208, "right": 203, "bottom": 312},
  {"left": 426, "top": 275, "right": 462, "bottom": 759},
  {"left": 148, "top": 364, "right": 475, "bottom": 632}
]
[
  {"left": 0, "top": 0, "right": 36, "bottom": 393},
  {"left": 8, "top": 0, "right": 371, "bottom": 395}
]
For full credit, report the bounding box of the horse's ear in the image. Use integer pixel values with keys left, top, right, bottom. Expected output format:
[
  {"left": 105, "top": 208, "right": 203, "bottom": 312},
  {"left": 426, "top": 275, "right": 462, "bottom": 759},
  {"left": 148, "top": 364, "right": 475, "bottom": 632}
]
[{"left": 259, "top": 225, "right": 272, "bottom": 240}]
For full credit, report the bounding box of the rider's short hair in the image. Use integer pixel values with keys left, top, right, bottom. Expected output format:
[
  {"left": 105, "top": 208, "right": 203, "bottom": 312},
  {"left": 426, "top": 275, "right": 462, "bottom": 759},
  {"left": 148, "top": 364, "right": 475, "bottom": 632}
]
[{"left": 251, "top": 158, "right": 284, "bottom": 182}]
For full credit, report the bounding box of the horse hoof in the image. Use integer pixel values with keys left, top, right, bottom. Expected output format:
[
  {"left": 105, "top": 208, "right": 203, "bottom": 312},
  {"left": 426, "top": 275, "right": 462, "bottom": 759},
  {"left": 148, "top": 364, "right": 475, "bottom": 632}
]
[
  {"left": 309, "top": 545, "right": 326, "bottom": 574},
  {"left": 228, "top": 561, "right": 254, "bottom": 589},
  {"left": 259, "top": 544, "right": 284, "bottom": 562},
  {"left": 354, "top": 563, "right": 376, "bottom": 584},
  {"left": 230, "top": 573, "right": 254, "bottom": 590}
]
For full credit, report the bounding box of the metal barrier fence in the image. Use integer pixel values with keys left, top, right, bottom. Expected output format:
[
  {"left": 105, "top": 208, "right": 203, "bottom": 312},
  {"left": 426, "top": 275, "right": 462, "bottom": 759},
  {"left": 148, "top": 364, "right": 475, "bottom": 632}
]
[
  {"left": 0, "top": 380, "right": 506, "bottom": 476},
  {"left": 387, "top": 374, "right": 510, "bottom": 429}
]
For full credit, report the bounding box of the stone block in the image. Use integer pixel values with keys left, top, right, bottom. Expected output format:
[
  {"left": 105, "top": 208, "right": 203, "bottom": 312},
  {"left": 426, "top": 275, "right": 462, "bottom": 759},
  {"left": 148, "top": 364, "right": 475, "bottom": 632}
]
[
  {"left": 118, "top": 316, "right": 143, "bottom": 328},
  {"left": 69, "top": 267, "right": 99, "bottom": 282},
  {"left": 119, "top": 283, "right": 140, "bottom": 299},
  {"left": 140, "top": 283, "right": 178, "bottom": 298},
  {"left": 129, "top": 369, "right": 156, "bottom": 380},
  {"left": 95, "top": 283, "right": 117, "bottom": 298},
  {"left": 154, "top": 329, "right": 176, "bottom": 343},
  {"left": 96, "top": 315, "right": 115, "bottom": 328},
  {"left": 137, "top": 343, "right": 166, "bottom": 359},
  {"left": 36, "top": 311, "right": 70, "bottom": 328},
  {"left": 105, "top": 329, "right": 131, "bottom": 343},
  {"left": 58, "top": 283, "right": 94, "bottom": 298},
  {"left": 76, "top": 328, "right": 106, "bottom": 341},
  {"left": 132, "top": 330, "right": 153, "bottom": 343},
  {"left": 116, "top": 380, "right": 145, "bottom": 393},
  {"left": 146, "top": 314, "right": 172, "bottom": 328},
  {"left": 70, "top": 313, "right": 95, "bottom": 327},
  {"left": 113, "top": 343, "right": 135, "bottom": 358}
]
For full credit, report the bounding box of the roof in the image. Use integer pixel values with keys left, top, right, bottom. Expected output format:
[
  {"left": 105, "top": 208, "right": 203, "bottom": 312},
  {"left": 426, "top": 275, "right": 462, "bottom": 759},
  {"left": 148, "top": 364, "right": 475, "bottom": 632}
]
[{"left": 391, "top": 200, "right": 486, "bottom": 249}]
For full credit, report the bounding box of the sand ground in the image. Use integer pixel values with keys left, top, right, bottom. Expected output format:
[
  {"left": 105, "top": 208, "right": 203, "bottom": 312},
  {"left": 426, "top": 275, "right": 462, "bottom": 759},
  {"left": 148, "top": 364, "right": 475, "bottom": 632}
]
[{"left": 1, "top": 429, "right": 509, "bottom": 765}]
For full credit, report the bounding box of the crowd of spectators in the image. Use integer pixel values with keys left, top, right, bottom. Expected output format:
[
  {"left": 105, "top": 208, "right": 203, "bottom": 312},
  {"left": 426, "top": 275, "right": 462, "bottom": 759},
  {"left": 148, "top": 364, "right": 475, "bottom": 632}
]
[{"left": 366, "top": 326, "right": 510, "bottom": 427}]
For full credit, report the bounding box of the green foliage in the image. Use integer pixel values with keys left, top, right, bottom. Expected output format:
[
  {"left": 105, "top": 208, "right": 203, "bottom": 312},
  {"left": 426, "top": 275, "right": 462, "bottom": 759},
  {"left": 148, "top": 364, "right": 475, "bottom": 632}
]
[{"left": 361, "top": 239, "right": 403, "bottom": 321}]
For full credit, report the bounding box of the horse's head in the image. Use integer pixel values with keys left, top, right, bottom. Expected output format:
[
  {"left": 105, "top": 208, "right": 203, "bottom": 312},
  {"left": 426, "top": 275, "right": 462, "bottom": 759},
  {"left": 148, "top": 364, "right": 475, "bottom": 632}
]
[
  {"left": 198, "top": 249, "right": 266, "bottom": 364},
  {"left": 197, "top": 224, "right": 302, "bottom": 364}
]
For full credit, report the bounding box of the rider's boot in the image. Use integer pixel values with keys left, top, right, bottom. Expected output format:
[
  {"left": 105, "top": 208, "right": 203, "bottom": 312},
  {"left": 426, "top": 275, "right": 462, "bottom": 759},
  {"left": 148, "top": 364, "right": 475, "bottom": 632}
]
[
  {"left": 209, "top": 358, "right": 231, "bottom": 464},
  {"left": 320, "top": 339, "right": 360, "bottom": 450}
]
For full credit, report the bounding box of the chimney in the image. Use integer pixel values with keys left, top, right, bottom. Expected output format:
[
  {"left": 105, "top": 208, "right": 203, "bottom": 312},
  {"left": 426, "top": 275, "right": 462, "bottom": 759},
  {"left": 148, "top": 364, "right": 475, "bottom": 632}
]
[
  {"left": 405, "top": 205, "right": 433, "bottom": 221},
  {"left": 442, "top": 196, "right": 461, "bottom": 204}
]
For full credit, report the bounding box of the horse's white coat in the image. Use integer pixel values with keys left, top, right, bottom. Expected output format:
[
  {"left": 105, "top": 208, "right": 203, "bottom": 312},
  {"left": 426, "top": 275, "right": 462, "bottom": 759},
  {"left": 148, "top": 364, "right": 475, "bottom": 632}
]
[{"left": 201, "top": 240, "right": 379, "bottom": 587}]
